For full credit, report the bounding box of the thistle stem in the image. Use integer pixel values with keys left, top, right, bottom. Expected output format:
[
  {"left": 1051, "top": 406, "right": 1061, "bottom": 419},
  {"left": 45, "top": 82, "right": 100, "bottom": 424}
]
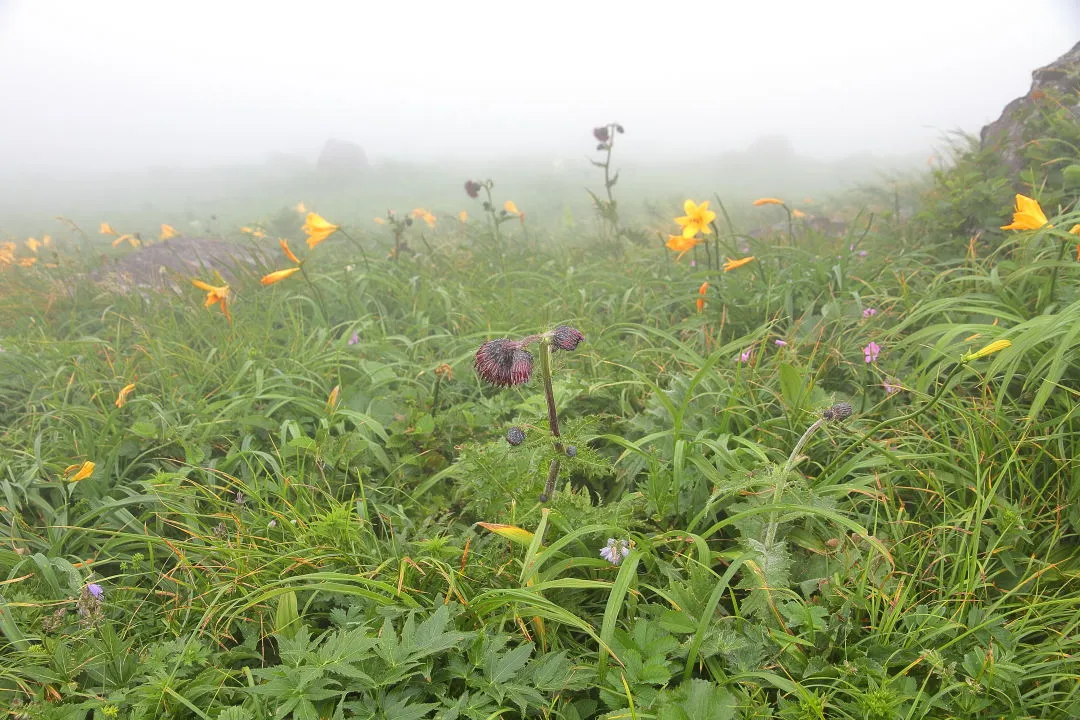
[
  {"left": 538, "top": 339, "right": 564, "bottom": 502},
  {"left": 764, "top": 417, "right": 826, "bottom": 548}
]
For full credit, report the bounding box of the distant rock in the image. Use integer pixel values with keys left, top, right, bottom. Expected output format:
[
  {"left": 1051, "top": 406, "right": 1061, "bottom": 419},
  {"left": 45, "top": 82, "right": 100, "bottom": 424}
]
[
  {"left": 980, "top": 41, "right": 1080, "bottom": 174},
  {"left": 89, "top": 236, "right": 271, "bottom": 294},
  {"left": 315, "top": 138, "right": 369, "bottom": 179}
]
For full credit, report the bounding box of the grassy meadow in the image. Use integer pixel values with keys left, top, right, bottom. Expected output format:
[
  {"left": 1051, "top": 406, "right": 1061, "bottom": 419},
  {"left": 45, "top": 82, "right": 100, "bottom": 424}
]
[{"left": 1, "top": 124, "right": 1079, "bottom": 720}]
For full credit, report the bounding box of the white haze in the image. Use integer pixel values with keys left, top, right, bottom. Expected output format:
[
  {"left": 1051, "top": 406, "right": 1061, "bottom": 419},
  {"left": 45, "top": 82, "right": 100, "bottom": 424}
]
[{"left": 0, "top": 0, "right": 1076, "bottom": 176}]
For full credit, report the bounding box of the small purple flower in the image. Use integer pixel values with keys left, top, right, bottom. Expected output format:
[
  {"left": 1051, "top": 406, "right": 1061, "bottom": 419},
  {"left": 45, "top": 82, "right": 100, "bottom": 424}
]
[
  {"left": 474, "top": 338, "right": 534, "bottom": 387},
  {"left": 599, "top": 538, "right": 631, "bottom": 566},
  {"left": 863, "top": 341, "right": 881, "bottom": 364},
  {"left": 86, "top": 583, "right": 103, "bottom": 600},
  {"left": 862, "top": 308, "right": 877, "bottom": 318},
  {"left": 857, "top": 250, "right": 869, "bottom": 258},
  {"left": 348, "top": 331, "right": 360, "bottom": 346},
  {"left": 774, "top": 339, "right": 787, "bottom": 347},
  {"left": 883, "top": 378, "right": 900, "bottom": 395},
  {"left": 689, "top": 259, "right": 697, "bottom": 267},
  {"left": 738, "top": 349, "right": 752, "bottom": 364},
  {"left": 551, "top": 325, "right": 584, "bottom": 352}
]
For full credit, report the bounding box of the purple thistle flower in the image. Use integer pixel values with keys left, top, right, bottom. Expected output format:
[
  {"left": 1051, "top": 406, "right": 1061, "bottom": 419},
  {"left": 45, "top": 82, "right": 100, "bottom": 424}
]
[
  {"left": 464, "top": 180, "right": 481, "bottom": 199},
  {"left": 86, "top": 583, "right": 103, "bottom": 600},
  {"left": 506, "top": 426, "right": 526, "bottom": 446},
  {"left": 348, "top": 331, "right": 360, "bottom": 345},
  {"left": 862, "top": 308, "right": 877, "bottom": 318},
  {"left": 474, "top": 339, "right": 534, "bottom": 387},
  {"left": 863, "top": 341, "right": 881, "bottom": 364},
  {"left": 593, "top": 126, "right": 610, "bottom": 143},
  {"left": 774, "top": 339, "right": 788, "bottom": 347},
  {"left": 551, "top": 325, "right": 584, "bottom": 352},
  {"left": 599, "top": 538, "right": 631, "bottom": 566}
]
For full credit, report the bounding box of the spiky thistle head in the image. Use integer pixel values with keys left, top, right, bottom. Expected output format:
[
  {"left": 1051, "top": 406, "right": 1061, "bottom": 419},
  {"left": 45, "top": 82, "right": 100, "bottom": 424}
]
[
  {"left": 474, "top": 339, "right": 534, "bottom": 387},
  {"left": 506, "top": 427, "right": 526, "bottom": 446},
  {"left": 823, "top": 402, "right": 853, "bottom": 422},
  {"left": 464, "top": 180, "right": 482, "bottom": 199},
  {"left": 550, "top": 325, "right": 584, "bottom": 352},
  {"left": 593, "top": 126, "right": 610, "bottom": 143}
]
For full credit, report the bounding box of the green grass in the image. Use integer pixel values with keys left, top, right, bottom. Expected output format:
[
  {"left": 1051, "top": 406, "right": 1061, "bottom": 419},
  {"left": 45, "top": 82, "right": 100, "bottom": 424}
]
[{"left": 1, "top": 135, "right": 1079, "bottom": 720}]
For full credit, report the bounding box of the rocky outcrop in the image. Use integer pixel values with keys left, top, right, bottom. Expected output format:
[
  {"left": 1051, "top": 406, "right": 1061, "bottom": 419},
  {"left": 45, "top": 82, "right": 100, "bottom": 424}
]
[
  {"left": 980, "top": 41, "right": 1080, "bottom": 174},
  {"left": 89, "top": 236, "right": 271, "bottom": 294},
  {"left": 315, "top": 138, "right": 369, "bottom": 179}
]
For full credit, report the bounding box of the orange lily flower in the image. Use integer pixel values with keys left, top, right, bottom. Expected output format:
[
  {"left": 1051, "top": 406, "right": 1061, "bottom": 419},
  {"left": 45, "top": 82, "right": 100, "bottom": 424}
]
[
  {"left": 65, "top": 461, "right": 95, "bottom": 482},
  {"left": 160, "top": 224, "right": 179, "bottom": 240},
  {"left": 674, "top": 200, "right": 716, "bottom": 238},
  {"left": 723, "top": 256, "right": 755, "bottom": 272},
  {"left": 261, "top": 267, "right": 301, "bottom": 286},
  {"left": 666, "top": 234, "right": 700, "bottom": 260},
  {"left": 1001, "top": 194, "right": 1049, "bottom": 230},
  {"left": 115, "top": 383, "right": 136, "bottom": 408},
  {"left": 696, "top": 281, "right": 709, "bottom": 313},
  {"left": 303, "top": 212, "right": 340, "bottom": 248},
  {"left": 458, "top": 210, "right": 468, "bottom": 223},
  {"left": 99, "top": 222, "right": 117, "bottom": 235},
  {"left": 792, "top": 209, "right": 807, "bottom": 219},
  {"left": 192, "top": 279, "right": 231, "bottom": 321},
  {"left": 17, "top": 257, "right": 37, "bottom": 267},
  {"left": 280, "top": 238, "right": 300, "bottom": 264},
  {"left": 112, "top": 234, "right": 139, "bottom": 248},
  {"left": 296, "top": 201, "right": 307, "bottom": 213},
  {"left": 25, "top": 238, "right": 41, "bottom": 253},
  {"left": 753, "top": 198, "right": 785, "bottom": 207}
]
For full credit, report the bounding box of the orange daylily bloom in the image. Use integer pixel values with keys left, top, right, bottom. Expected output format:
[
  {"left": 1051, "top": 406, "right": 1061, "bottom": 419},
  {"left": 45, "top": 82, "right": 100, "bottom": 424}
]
[
  {"left": 792, "top": 209, "right": 807, "bottom": 219},
  {"left": 696, "top": 281, "right": 709, "bottom": 313},
  {"left": 42, "top": 235, "right": 53, "bottom": 248},
  {"left": 192, "top": 279, "right": 231, "bottom": 321},
  {"left": 504, "top": 200, "right": 521, "bottom": 216},
  {"left": 458, "top": 210, "right": 468, "bottom": 223},
  {"left": 326, "top": 384, "right": 340, "bottom": 411},
  {"left": 160, "top": 224, "right": 179, "bottom": 240},
  {"left": 303, "top": 212, "right": 340, "bottom": 248},
  {"left": 1001, "top": 194, "right": 1049, "bottom": 230},
  {"left": 723, "top": 256, "right": 756, "bottom": 272},
  {"left": 0, "top": 242, "right": 15, "bottom": 265},
  {"left": 99, "top": 222, "right": 117, "bottom": 235},
  {"left": 1069, "top": 224, "right": 1080, "bottom": 236},
  {"left": 17, "top": 257, "right": 37, "bottom": 267},
  {"left": 65, "top": 461, "right": 95, "bottom": 482},
  {"left": 115, "top": 383, "right": 136, "bottom": 408},
  {"left": 674, "top": 199, "right": 716, "bottom": 238},
  {"left": 280, "top": 238, "right": 300, "bottom": 264},
  {"left": 753, "top": 197, "right": 786, "bottom": 207},
  {"left": 295, "top": 202, "right": 307, "bottom": 213},
  {"left": 241, "top": 226, "right": 254, "bottom": 234},
  {"left": 261, "top": 267, "right": 301, "bottom": 286},
  {"left": 666, "top": 234, "right": 700, "bottom": 260},
  {"left": 374, "top": 217, "right": 387, "bottom": 225},
  {"left": 112, "top": 234, "right": 139, "bottom": 248},
  {"left": 25, "top": 238, "right": 41, "bottom": 253},
  {"left": 411, "top": 208, "right": 437, "bottom": 227}
]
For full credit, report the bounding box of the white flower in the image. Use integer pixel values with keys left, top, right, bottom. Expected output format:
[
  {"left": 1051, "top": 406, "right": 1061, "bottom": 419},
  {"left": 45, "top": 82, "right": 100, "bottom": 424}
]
[{"left": 600, "top": 538, "right": 631, "bottom": 566}]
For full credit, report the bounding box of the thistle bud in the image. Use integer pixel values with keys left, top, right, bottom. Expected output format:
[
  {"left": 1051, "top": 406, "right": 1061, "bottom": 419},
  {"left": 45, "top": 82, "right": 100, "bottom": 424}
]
[
  {"left": 565, "top": 445, "right": 577, "bottom": 457},
  {"left": 506, "top": 427, "right": 526, "bottom": 446},
  {"left": 593, "top": 126, "right": 610, "bottom": 143},
  {"left": 474, "top": 339, "right": 534, "bottom": 387},
  {"left": 823, "top": 402, "right": 853, "bottom": 422},
  {"left": 550, "top": 325, "right": 584, "bottom": 352},
  {"left": 464, "top": 180, "right": 481, "bottom": 199}
]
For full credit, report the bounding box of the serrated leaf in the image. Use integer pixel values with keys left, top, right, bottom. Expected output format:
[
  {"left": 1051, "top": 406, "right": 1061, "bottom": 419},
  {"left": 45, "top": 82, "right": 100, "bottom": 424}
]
[{"left": 487, "top": 641, "right": 533, "bottom": 684}]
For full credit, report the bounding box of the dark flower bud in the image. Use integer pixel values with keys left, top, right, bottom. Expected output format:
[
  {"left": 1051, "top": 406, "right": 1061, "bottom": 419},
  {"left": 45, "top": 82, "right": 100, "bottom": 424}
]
[
  {"left": 550, "top": 325, "right": 584, "bottom": 352},
  {"left": 464, "top": 180, "right": 481, "bottom": 199},
  {"left": 405, "top": 217, "right": 414, "bottom": 227},
  {"left": 615, "top": 124, "right": 625, "bottom": 134},
  {"left": 596, "top": 143, "right": 609, "bottom": 151},
  {"left": 565, "top": 445, "right": 577, "bottom": 457},
  {"left": 474, "top": 339, "right": 534, "bottom": 387},
  {"left": 506, "top": 427, "right": 526, "bottom": 446},
  {"left": 823, "top": 402, "right": 853, "bottom": 422},
  {"left": 593, "top": 126, "right": 610, "bottom": 143},
  {"left": 482, "top": 201, "right": 492, "bottom": 212}
]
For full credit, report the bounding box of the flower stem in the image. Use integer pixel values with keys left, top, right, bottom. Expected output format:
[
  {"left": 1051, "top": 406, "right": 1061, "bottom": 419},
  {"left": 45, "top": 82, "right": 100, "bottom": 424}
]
[
  {"left": 297, "top": 263, "right": 329, "bottom": 323},
  {"left": 538, "top": 338, "right": 564, "bottom": 503},
  {"left": 1045, "top": 237, "right": 1069, "bottom": 311},
  {"left": 764, "top": 417, "right": 826, "bottom": 548}
]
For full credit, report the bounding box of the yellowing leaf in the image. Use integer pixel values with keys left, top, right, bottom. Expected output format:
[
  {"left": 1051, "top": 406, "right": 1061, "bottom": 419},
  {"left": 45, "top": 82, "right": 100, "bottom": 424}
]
[{"left": 477, "top": 522, "right": 535, "bottom": 546}]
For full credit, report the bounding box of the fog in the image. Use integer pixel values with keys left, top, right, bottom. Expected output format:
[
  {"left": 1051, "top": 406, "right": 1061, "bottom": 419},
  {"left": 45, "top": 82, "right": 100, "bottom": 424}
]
[{"left": 0, "top": 1, "right": 1077, "bottom": 224}]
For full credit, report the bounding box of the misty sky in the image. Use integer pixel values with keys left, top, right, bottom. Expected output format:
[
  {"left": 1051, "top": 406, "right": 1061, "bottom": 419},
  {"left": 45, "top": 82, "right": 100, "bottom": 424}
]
[{"left": 0, "top": 1, "right": 1077, "bottom": 173}]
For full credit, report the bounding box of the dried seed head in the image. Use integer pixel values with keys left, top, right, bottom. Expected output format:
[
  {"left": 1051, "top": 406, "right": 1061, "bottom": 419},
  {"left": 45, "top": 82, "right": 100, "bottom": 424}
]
[
  {"left": 823, "top": 402, "right": 853, "bottom": 422},
  {"left": 474, "top": 339, "right": 534, "bottom": 387},
  {"left": 506, "top": 427, "right": 526, "bottom": 446},
  {"left": 550, "top": 325, "right": 584, "bottom": 352}
]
